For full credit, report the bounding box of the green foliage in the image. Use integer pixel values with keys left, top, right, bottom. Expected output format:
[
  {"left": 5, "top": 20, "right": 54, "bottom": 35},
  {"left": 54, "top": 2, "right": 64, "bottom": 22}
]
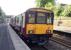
[
  {"left": 36, "top": 0, "right": 54, "bottom": 8},
  {"left": 40, "top": 0, "right": 47, "bottom": 7},
  {"left": 0, "top": 7, "right": 6, "bottom": 22},
  {"left": 0, "top": 12, "right": 2, "bottom": 16},
  {"left": 36, "top": 0, "right": 47, "bottom": 7},
  {"left": 54, "top": 4, "right": 71, "bottom": 17},
  {"left": 57, "top": 9, "right": 62, "bottom": 16},
  {"left": 55, "top": 4, "right": 65, "bottom": 16},
  {"left": 67, "top": 11, "right": 71, "bottom": 17},
  {"left": 0, "top": 7, "right": 5, "bottom": 16},
  {"left": 36, "top": 0, "right": 71, "bottom": 17},
  {"left": 61, "top": 5, "right": 71, "bottom": 17},
  {"left": 0, "top": 8, "right": 2, "bottom": 16}
]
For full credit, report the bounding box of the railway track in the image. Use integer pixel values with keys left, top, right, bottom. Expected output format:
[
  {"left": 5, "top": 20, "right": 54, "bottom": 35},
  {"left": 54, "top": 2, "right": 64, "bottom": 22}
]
[
  {"left": 12, "top": 26, "right": 71, "bottom": 49},
  {"left": 30, "top": 45, "right": 48, "bottom": 50},
  {"left": 50, "top": 37, "right": 71, "bottom": 48}
]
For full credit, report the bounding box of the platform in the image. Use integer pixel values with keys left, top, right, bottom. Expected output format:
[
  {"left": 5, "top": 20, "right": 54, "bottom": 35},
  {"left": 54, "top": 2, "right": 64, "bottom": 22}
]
[
  {"left": 8, "top": 24, "right": 30, "bottom": 50},
  {"left": 0, "top": 23, "right": 15, "bottom": 50}
]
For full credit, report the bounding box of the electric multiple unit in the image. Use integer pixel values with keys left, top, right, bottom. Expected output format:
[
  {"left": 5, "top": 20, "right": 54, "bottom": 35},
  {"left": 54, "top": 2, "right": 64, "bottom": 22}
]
[{"left": 10, "top": 8, "right": 54, "bottom": 45}]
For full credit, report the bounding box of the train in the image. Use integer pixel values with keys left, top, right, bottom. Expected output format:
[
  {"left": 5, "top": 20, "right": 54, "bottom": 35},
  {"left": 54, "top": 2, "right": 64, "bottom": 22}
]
[{"left": 10, "top": 8, "right": 54, "bottom": 45}]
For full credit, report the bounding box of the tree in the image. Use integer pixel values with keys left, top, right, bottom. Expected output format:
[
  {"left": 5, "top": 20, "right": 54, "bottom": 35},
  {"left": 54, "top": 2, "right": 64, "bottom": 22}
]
[
  {"left": 0, "top": 8, "right": 2, "bottom": 16},
  {"left": 36, "top": 0, "right": 54, "bottom": 8},
  {"left": 65, "top": 5, "right": 71, "bottom": 17},
  {"left": 55, "top": 4, "right": 65, "bottom": 16},
  {"left": 0, "top": 7, "right": 6, "bottom": 23}
]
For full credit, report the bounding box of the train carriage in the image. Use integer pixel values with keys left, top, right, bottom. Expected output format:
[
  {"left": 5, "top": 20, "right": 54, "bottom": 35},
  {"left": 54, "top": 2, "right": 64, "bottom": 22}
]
[
  {"left": 11, "top": 8, "right": 54, "bottom": 45},
  {"left": 10, "top": 17, "right": 16, "bottom": 28},
  {"left": 14, "top": 15, "right": 22, "bottom": 31}
]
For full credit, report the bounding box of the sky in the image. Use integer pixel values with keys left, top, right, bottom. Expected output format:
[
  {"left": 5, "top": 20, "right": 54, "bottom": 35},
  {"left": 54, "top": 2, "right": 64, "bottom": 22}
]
[
  {"left": 56, "top": 0, "right": 71, "bottom": 5},
  {"left": 0, "top": 0, "right": 35, "bottom": 15},
  {"left": 0, "top": 0, "right": 71, "bottom": 15}
]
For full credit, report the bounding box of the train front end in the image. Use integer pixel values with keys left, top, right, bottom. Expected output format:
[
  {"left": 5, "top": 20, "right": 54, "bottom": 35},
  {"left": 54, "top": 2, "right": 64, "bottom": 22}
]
[{"left": 24, "top": 8, "right": 54, "bottom": 45}]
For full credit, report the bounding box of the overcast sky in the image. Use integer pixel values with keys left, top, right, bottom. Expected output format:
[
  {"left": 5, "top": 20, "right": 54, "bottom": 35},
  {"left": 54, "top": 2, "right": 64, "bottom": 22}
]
[
  {"left": 0, "top": 0, "right": 71, "bottom": 15},
  {"left": 56, "top": 0, "right": 71, "bottom": 5},
  {"left": 0, "top": 0, "right": 35, "bottom": 15}
]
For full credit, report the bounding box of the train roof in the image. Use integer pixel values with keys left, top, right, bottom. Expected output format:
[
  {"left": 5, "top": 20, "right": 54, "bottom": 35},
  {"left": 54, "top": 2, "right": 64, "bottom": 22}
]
[{"left": 26, "top": 8, "right": 53, "bottom": 13}]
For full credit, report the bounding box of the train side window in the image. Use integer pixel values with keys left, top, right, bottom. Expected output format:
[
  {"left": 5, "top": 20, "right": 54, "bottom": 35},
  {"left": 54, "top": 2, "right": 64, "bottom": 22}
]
[{"left": 16, "top": 17, "right": 19, "bottom": 24}]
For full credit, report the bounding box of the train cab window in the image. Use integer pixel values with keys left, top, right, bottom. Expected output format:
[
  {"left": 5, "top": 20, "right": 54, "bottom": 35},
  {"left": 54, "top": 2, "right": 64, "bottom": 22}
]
[
  {"left": 47, "top": 16, "right": 52, "bottom": 24},
  {"left": 37, "top": 12, "right": 46, "bottom": 23},
  {"left": 28, "top": 13, "right": 35, "bottom": 23},
  {"left": 47, "top": 13, "right": 52, "bottom": 24}
]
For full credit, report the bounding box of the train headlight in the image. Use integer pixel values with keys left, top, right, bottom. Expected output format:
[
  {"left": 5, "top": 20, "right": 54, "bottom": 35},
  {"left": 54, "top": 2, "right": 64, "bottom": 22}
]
[
  {"left": 28, "top": 30, "right": 34, "bottom": 34},
  {"left": 46, "top": 30, "right": 52, "bottom": 37},
  {"left": 46, "top": 30, "right": 51, "bottom": 33}
]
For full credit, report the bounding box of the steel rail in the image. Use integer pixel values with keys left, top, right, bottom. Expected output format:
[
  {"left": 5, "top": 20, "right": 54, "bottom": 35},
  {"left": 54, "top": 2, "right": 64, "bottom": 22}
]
[{"left": 50, "top": 37, "right": 71, "bottom": 48}]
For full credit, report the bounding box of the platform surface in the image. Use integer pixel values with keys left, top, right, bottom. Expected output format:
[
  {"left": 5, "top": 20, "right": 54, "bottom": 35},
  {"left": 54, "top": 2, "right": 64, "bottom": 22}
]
[
  {"left": 8, "top": 24, "right": 30, "bottom": 50},
  {"left": 0, "top": 23, "right": 15, "bottom": 50},
  {"left": 0, "top": 23, "right": 30, "bottom": 50}
]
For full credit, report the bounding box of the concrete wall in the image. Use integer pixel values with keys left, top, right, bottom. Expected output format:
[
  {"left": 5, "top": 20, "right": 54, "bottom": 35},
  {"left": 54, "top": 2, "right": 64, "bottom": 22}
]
[{"left": 54, "top": 17, "right": 71, "bottom": 27}]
